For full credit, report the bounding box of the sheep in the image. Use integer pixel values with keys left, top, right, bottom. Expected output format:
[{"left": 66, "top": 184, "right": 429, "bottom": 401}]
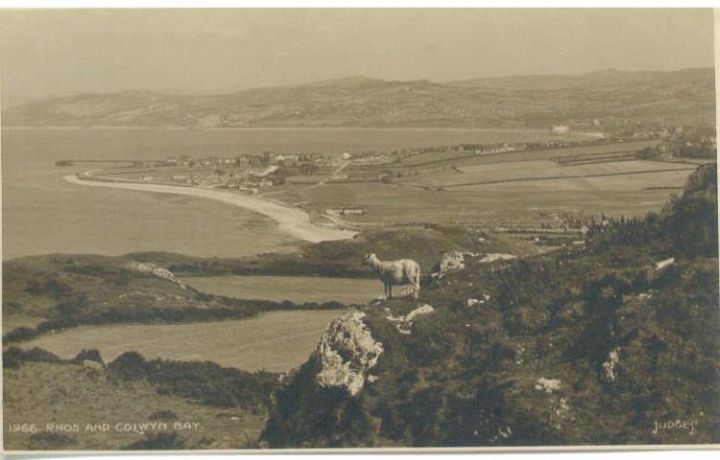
[{"left": 363, "top": 253, "right": 421, "bottom": 300}]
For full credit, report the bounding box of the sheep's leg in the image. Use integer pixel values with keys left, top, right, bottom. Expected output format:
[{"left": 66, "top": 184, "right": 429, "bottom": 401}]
[{"left": 388, "top": 284, "right": 393, "bottom": 299}]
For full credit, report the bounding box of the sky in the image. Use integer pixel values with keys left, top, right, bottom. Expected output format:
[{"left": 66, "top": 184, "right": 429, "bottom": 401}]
[{"left": 0, "top": 8, "right": 715, "bottom": 106}]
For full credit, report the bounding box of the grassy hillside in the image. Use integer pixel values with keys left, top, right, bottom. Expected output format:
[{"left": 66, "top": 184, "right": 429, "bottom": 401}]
[
  {"left": 4, "top": 69, "right": 714, "bottom": 128},
  {"left": 260, "top": 164, "right": 719, "bottom": 447},
  {"left": 16, "top": 310, "right": 344, "bottom": 372},
  {"left": 3, "top": 164, "right": 716, "bottom": 450},
  {"left": 3, "top": 350, "right": 277, "bottom": 450},
  {"left": 132, "top": 224, "right": 503, "bottom": 278},
  {"left": 2, "top": 253, "right": 346, "bottom": 346},
  {"left": 3, "top": 224, "right": 500, "bottom": 350}
]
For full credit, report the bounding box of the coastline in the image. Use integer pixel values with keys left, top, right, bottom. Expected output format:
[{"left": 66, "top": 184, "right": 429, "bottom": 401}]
[
  {"left": 63, "top": 175, "right": 357, "bottom": 244},
  {"left": 5, "top": 125, "right": 602, "bottom": 136},
  {"left": 6, "top": 125, "right": 551, "bottom": 132}
]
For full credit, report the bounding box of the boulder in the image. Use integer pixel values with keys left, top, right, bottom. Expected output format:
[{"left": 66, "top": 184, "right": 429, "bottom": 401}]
[
  {"left": 127, "top": 261, "right": 186, "bottom": 289},
  {"left": 431, "top": 251, "right": 465, "bottom": 279},
  {"left": 534, "top": 377, "right": 562, "bottom": 394},
  {"left": 479, "top": 253, "right": 517, "bottom": 264},
  {"left": 655, "top": 257, "right": 675, "bottom": 271},
  {"left": 386, "top": 304, "right": 435, "bottom": 335},
  {"left": 602, "top": 347, "right": 621, "bottom": 382},
  {"left": 315, "top": 310, "right": 384, "bottom": 397}
]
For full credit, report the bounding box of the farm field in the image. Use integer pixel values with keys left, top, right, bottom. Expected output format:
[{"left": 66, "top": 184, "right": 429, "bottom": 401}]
[
  {"left": 279, "top": 140, "right": 702, "bottom": 226},
  {"left": 18, "top": 310, "right": 344, "bottom": 372},
  {"left": 3, "top": 362, "right": 266, "bottom": 450},
  {"left": 291, "top": 182, "right": 690, "bottom": 225},
  {"left": 396, "top": 139, "right": 659, "bottom": 168},
  {"left": 182, "top": 275, "right": 380, "bottom": 304},
  {"left": 286, "top": 172, "right": 696, "bottom": 227},
  {"left": 451, "top": 169, "right": 695, "bottom": 192},
  {"left": 406, "top": 159, "right": 697, "bottom": 189}
]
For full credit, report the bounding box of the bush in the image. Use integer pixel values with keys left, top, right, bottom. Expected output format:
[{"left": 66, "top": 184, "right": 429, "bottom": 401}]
[
  {"left": 72, "top": 348, "right": 104, "bottom": 365},
  {"left": 15, "top": 347, "right": 64, "bottom": 364},
  {"left": 3, "top": 347, "right": 22, "bottom": 368},
  {"left": 107, "top": 351, "right": 147, "bottom": 380},
  {"left": 108, "top": 352, "right": 280, "bottom": 411},
  {"left": 3, "top": 346, "right": 72, "bottom": 368},
  {"left": 2, "top": 327, "right": 40, "bottom": 345}
]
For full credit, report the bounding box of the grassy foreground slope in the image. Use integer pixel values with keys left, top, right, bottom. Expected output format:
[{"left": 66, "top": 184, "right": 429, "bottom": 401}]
[
  {"left": 17, "top": 310, "right": 344, "bottom": 372},
  {"left": 261, "top": 164, "right": 719, "bottom": 447},
  {"left": 2, "top": 253, "right": 349, "bottom": 346},
  {"left": 3, "top": 353, "right": 278, "bottom": 450}
]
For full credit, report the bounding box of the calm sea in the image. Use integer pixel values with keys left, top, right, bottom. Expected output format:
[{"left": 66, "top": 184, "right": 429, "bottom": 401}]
[{"left": 2, "top": 127, "right": 556, "bottom": 260}]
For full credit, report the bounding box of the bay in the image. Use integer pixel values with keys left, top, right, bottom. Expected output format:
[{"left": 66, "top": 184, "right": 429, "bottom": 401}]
[{"left": 2, "top": 127, "right": 556, "bottom": 259}]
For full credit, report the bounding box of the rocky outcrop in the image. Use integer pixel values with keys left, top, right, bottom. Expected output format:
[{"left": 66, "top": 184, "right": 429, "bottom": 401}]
[
  {"left": 385, "top": 304, "right": 435, "bottom": 335},
  {"left": 465, "top": 293, "right": 491, "bottom": 308},
  {"left": 655, "top": 257, "right": 675, "bottom": 271},
  {"left": 535, "top": 377, "right": 562, "bottom": 394},
  {"left": 602, "top": 347, "right": 621, "bottom": 382},
  {"left": 479, "top": 253, "right": 517, "bottom": 264},
  {"left": 127, "top": 261, "right": 186, "bottom": 289},
  {"left": 315, "top": 310, "right": 384, "bottom": 397},
  {"left": 431, "top": 251, "right": 465, "bottom": 279}
]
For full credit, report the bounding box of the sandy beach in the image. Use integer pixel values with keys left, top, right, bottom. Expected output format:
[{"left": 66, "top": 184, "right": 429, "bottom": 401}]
[{"left": 64, "top": 174, "right": 357, "bottom": 243}]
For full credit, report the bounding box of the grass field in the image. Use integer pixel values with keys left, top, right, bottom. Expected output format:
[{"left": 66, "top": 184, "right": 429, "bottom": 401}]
[
  {"left": 182, "top": 275, "right": 381, "bottom": 304},
  {"left": 3, "top": 362, "right": 266, "bottom": 450},
  {"left": 18, "top": 310, "right": 343, "bottom": 372},
  {"left": 288, "top": 178, "right": 691, "bottom": 226},
  {"left": 451, "top": 169, "right": 695, "bottom": 192},
  {"left": 278, "top": 140, "right": 703, "bottom": 226},
  {"left": 396, "top": 140, "right": 659, "bottom": 168},
  {"left": 2, "top": 313, "right": 48, "bottom": 331},
  {"left": 407, "top": 159, "right": 697, "bottom": 189}
]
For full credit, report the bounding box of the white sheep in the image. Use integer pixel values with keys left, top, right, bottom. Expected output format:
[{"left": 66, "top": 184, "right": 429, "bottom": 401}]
[{"left": 363, "top": 253, "right": 421, "bottom": 300}]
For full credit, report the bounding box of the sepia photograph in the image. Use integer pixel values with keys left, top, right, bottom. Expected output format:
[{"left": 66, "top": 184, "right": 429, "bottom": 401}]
[{"left": 0, "top": 7, "right": 718, "bottom": 452}]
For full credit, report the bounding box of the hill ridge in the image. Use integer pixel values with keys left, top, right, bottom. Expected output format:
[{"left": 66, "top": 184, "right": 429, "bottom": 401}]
[{"left": 4, "top": 67, "right": 715, "bottom": 129}]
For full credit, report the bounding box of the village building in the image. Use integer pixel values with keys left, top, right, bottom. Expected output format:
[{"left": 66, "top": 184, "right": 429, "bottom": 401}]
[
  {"left": 551, "top": 124, "right": 570, "bottom": 135},
  {"left": 326, "top": 206, "right": 365, "bottom": 217}
]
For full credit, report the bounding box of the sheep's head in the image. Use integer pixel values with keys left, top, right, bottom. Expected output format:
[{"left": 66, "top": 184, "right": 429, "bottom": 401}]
[{"left": 362, "top": 253, "right": 376, "bottom": 265}]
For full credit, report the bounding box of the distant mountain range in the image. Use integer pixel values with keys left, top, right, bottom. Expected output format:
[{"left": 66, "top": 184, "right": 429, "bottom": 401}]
[{"left": 3, "top": 68, "right": 715, "bottom": 129}]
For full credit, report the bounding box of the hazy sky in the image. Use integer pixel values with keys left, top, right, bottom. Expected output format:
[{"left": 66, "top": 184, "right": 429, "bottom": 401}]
[{"left": 0, "top": 9, "right": 715, "bottom": 106}]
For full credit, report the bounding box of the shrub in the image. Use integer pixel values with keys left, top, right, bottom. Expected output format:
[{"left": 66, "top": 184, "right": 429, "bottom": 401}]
[
  {"left": 3, "top": 346, "right": 66, "bottom": 367},
  {"left": 72, "top": 348, "right": 104, "bottom": 365},
  {"left": 108, "top": 352, "right": 280, "bottom": 411},
  {"left": 16, "top": 347, "right": 64, "bottom": 364},
  {"left": 107, "top": 351, "right": 148, "bottom": 380},
  {"left": 2, "top": 327, "right": 40, "bottom": 345},
  {"left": 3, "top": 347, "right": 22, "bottom": 368}
]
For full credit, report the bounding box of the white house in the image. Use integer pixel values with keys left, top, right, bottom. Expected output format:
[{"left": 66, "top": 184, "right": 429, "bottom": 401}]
[{"left": 551, "top": 124, "right": 570, "bottom": 135}]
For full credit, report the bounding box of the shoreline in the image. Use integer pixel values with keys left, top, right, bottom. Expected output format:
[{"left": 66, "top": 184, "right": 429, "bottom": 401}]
[
  {"left": 63, "top": 175, "right": 357, "bottom": 244},
  {"left": 5, "top": 125, "right": 602, "bottom": 136}
]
